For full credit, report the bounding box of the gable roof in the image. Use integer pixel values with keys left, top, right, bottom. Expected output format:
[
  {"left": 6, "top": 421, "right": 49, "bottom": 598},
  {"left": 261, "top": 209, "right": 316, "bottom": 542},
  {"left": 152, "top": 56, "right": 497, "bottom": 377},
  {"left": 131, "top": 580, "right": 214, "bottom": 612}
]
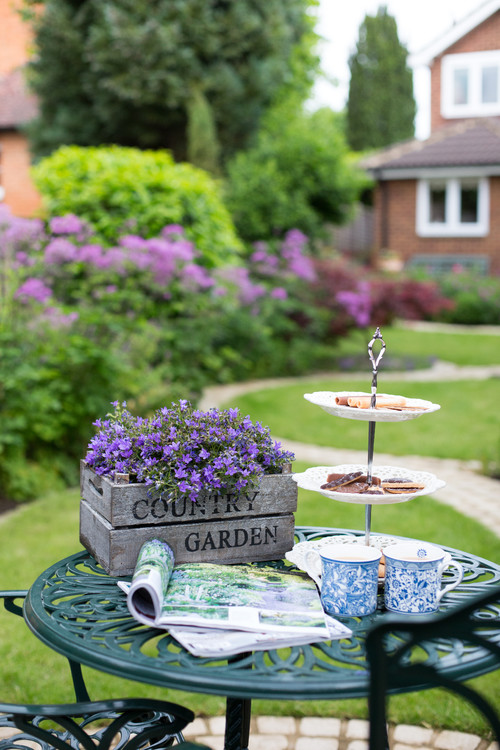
[
  {"left": 361, "top": 118, "right": 500, "bottom": 176},
  {"left": 0, "top": 68, "right": 38, "bottom": 129},
  {"left": 410, "top": 0, "right": 500, "bottom": 67}
]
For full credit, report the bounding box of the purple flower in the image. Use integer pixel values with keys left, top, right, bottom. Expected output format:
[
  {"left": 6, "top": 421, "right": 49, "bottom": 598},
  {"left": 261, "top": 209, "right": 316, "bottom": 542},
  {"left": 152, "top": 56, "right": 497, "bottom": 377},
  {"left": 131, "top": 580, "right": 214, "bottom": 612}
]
[
  {"left": 270, "top": 286, "right": 288, "bottom": 300},
  {"left": 101, "top": 247, "right": 126, "bottom": 272},
  {"left": 0, "top": 206, "right": 45, "bottom": 254},
  {"left": 337, "top": 281, "right": 372, "bottom": 328},
  {"left": 77, "top": 244, "right": 104, "bottom": 265},
  {"left": 119, "top": 235, "right": 148, "bottom": 251},
  {"left": 162, "top": 224, "right": 185, "bottom": 238},
  {"left": 14, "top": 251, "right": 35, "bottom": 267},
  {"left": 219, "top": 267, "right": 266, "bottom": 306},
  {"left": 49, "top": 214, "right": 87, "bottom": 236},
  {"left": 85, "top": 400, "right": 295, "bottom": 503},
  {"left": 14, "top": 278, "right": 52, "bottom": 304},
  {"left": 44, "top": 238, "right": 78, "bottom": 264},
  {"left": 181, "top": 263, "right": 214, "bottom": 290}
]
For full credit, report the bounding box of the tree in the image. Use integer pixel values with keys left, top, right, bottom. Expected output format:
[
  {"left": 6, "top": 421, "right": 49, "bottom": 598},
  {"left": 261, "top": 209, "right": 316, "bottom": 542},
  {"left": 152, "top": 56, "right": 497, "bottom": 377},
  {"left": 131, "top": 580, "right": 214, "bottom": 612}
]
[
  {"left": 225, "top": 104, "right": 370, "bottom": 243},
  {"left": 22, "top": 0, "right": 319, "bottom": 164},
  {"left": 346, "top": 5, "right": 416, "bottom": 151}
]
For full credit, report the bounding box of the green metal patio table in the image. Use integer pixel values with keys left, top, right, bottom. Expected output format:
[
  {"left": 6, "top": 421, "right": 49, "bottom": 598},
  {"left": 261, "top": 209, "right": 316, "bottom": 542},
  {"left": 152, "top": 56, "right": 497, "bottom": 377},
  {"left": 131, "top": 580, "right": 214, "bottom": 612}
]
[{"left": 23, "top": 526, "right": 500, "bottom": 750}]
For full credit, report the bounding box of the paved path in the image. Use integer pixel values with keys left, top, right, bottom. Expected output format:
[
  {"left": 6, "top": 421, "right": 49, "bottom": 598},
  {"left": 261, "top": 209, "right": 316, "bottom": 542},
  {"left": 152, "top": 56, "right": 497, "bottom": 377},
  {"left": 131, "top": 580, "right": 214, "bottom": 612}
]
[
  {"left": 183, "top": 715, "right": 499, "bottom": 750},
  {"left": 193, "top": 361, "right": 500, "bottom": 749}
]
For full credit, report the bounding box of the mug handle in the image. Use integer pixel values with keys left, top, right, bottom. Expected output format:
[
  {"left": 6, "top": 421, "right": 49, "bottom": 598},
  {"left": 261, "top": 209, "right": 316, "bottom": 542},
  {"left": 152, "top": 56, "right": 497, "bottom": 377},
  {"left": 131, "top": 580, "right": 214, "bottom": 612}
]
[
  {"left": 303, "top": 549, "right": 322, "bottom": 590},
  {"left": 437, "top": 553, "right": 464, "bottom": 602}
]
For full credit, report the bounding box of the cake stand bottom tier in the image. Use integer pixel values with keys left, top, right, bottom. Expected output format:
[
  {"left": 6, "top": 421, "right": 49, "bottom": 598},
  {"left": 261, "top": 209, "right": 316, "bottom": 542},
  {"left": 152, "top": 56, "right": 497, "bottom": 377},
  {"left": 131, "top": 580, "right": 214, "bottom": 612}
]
[{"left": 291, "top": 464, "right": 446, "bottom": 504}]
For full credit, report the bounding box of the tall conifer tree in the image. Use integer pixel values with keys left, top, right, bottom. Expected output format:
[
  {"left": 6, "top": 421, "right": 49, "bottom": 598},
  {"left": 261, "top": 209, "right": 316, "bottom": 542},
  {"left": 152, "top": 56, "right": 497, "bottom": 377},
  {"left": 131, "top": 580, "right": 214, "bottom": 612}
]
[
  {"left": 22, "top": 0, "right": 318, "bottom": 163},
  {"left": 346, "top": 6, "right": 416, "bottom": 151}
]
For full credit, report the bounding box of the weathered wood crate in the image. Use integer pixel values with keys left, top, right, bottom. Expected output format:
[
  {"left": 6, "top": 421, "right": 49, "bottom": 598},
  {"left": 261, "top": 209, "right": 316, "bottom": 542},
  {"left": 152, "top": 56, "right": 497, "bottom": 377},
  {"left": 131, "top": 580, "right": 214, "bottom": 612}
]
[{"left": 79, "top": 460, "right": 298, "bottom": 576}]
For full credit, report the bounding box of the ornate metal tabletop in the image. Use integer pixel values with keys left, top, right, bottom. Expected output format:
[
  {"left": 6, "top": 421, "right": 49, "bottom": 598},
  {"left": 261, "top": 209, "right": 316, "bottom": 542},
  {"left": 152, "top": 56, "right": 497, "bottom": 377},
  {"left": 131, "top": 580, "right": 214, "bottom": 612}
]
[{"left": 24, "top": 527, "right": 500, "bottom": 702}]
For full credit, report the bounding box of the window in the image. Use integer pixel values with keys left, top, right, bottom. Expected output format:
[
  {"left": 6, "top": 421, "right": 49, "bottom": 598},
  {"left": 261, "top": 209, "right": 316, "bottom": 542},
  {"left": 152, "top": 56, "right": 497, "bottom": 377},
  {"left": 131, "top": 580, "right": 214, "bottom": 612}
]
[
  {"left": 460, "top": 183, "right": 479, "bottom": 223},
  {"left": 429, "top": 184, "right": 446, "bottom": 223},
  {"left": 453, "top": 69, "right": 469, "bottom": 105},
  {"left": 442, "top": 51, "right": 500, "bottom": 118},
  {"left": 416, "top": 177, "right": 489, "bottom": 237},
  {"left": 482, "top": 66, "right": 498, "bottom": 104}
]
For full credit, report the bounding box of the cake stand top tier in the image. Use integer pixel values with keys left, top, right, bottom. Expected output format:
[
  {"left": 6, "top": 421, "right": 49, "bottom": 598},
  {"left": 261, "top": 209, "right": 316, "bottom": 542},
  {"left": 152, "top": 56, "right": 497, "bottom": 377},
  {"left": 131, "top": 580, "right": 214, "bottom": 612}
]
[{"left": 304, "top": 391, "right": 441, "bottom": 423}]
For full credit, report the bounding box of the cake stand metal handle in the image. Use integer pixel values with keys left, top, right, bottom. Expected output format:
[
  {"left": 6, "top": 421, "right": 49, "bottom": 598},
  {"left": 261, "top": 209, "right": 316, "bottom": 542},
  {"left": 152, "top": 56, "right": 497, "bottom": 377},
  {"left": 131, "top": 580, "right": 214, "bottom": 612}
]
[{"left": 365, "top": 327, "right": 386, "bottom": 545}]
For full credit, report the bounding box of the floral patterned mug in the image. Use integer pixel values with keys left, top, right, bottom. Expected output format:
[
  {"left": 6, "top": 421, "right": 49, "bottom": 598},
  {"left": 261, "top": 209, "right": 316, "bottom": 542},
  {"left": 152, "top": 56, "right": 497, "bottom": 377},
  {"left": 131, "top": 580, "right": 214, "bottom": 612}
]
[
  {"left": 304, "top": 543, "right": 382, "bottom": 617},
  {"left": 383, "top": 542, "right": 464, "bottom": 614}
]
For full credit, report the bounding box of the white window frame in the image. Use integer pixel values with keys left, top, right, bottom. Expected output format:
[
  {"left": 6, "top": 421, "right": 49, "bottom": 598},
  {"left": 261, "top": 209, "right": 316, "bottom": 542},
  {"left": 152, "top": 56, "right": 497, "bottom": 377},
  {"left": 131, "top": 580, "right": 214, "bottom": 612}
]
[
  {"left": 441, "top": 50, "right": 500, "bottom": 118},
  {"left": 416, "top": 176, "right": 489, "bottom": 237}
]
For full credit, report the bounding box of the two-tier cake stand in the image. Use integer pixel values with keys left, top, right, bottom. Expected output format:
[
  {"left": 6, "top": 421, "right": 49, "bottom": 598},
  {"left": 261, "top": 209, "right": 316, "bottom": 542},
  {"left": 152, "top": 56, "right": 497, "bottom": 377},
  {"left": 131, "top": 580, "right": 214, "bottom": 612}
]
[{"left": 291, "top": 327, "right": 445, "bottom": 546}]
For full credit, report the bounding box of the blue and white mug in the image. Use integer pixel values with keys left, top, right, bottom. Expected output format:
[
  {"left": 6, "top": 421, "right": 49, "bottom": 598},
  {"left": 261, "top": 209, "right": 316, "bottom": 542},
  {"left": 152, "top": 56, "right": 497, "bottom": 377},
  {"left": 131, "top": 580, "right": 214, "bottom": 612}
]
[
  {"left": 304, "top": 543, "right": 382, "bottom": 617},
  {"left": 383, "top": 542, "right": 464, "bottom": 614}
]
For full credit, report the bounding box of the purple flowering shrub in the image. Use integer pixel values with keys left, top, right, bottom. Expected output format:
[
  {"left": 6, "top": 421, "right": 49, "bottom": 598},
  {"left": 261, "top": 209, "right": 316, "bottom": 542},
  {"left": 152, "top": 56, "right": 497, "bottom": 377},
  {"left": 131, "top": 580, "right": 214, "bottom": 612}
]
[
  {"left": 85, "top": 400, "right": 295, "bottom": 503},
  {"left": 1, "top": 204, "right": 315, "bottom": 501},
  {"left": 2, "top": 203, "right": 327, "bottom": 388},
  {"left": 4, "top": 209, "right": 219, "bottom": 321},
  {"left": 305, "top": 259, "right": 454, "bottom": 337},
  {"left": 2, "top": 205, "right": 313, "bottom": 326}
]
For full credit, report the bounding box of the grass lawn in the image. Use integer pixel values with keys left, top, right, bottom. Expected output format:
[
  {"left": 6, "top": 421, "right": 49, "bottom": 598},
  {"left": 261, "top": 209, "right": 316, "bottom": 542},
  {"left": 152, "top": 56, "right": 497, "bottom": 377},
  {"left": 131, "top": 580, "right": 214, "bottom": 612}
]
[
  {"left": 1, "top": 325, "right": 498, "bottom": 737},
  {"left": 229, "top": 378, "right": 500, "bottom": 465},
  {"left": 331, "top": 325, "right": 500, "bottom": 367}
]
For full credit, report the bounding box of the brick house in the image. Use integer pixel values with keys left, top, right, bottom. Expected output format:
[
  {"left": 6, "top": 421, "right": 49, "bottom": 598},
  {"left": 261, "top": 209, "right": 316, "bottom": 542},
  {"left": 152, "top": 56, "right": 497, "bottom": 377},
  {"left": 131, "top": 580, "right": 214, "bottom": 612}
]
[
  {"left": 362, "top": 0, "right": 500, "bottom": 275},
  {"left": 0, "top": 0, "right": 42, "bottom": 216}
]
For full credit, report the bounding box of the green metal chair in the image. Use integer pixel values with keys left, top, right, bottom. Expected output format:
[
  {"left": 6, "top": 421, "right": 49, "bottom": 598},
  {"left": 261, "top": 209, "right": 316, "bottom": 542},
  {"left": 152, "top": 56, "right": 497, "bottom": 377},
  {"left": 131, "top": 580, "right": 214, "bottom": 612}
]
[
  {"left": 366, "top": 586, "right": 500, "bottom": 750},
  {"left": 0, "top": 699, "right": 211, "bottom": 750},
  {"left": 0, "top": 591, "right": 210, "bottom": 750}
]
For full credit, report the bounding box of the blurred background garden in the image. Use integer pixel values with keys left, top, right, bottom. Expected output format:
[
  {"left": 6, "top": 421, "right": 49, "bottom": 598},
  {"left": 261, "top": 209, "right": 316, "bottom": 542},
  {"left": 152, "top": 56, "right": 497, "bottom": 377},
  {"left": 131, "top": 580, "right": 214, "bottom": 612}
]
[
  {"left": 1, "top": 0, "right": 500, "bottom": 737},
  {"left": 2, "top": 0, "right": 500, "bottom": 505}
]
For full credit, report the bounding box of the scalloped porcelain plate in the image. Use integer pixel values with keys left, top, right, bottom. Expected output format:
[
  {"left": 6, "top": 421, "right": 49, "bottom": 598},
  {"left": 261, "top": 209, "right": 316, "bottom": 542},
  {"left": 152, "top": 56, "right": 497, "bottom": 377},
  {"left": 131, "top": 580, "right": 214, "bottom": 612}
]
[
  {"left": 304, "top": 391, "right": 440, "bottom": 422},
  {"left": 292, "top": 464, "right": 446, "bottom": 504}
]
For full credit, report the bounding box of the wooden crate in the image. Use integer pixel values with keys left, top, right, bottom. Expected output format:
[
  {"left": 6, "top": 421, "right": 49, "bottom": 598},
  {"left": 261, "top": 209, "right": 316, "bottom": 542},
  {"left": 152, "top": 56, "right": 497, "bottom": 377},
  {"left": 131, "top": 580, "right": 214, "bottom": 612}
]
[{"left": 79, "top": 460, "right": 297, "bottom": 576}]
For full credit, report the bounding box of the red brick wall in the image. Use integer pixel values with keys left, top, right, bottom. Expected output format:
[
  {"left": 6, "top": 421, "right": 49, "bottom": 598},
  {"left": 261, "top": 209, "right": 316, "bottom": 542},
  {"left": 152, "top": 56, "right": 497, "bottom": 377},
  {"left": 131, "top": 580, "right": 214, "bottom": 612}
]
[
  {"left": 0, "top": 0, "right": 41, "bottom": 216},
  {"left": 373, "top": 178, "right": 500, "bottom": 275},
  {"left": 0, "top": 131, "right": 42, "bottom": 216},
  {"left": 430, "top": 11, "right": 500, "bottom": 132},
  {"left": 0, "top": 0, "right": 33, "bottom": 74}
]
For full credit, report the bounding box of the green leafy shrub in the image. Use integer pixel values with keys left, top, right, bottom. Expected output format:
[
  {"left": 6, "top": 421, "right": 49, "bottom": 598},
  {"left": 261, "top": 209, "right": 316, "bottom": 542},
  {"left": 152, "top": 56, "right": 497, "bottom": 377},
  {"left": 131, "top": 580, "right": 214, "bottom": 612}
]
[
  {"left": 31, "top": 145, "right": 242, "bottom": 266},
  {"left": 224, "top": 105, "right": 369, "bottom": 243},
  {"left": 0, "top": 321, "right": 127, "bottom": 502},
  {"left": 431, "top": 270, "right": 500, "bottom": 325}
]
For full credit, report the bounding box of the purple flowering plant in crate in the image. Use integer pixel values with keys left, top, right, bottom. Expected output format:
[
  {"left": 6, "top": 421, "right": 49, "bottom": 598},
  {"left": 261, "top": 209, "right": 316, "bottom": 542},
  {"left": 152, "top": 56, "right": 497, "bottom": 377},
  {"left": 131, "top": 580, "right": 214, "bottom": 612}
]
[{"left": 85, "top": 399, "right": 295, "bottom": 504}]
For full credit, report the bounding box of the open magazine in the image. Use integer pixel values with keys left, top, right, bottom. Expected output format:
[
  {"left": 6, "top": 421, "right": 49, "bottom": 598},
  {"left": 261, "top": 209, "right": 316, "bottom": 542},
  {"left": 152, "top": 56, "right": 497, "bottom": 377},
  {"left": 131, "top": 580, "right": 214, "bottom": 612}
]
[{"left": 118, "top": 539, "right": 352, "bottom": 657}]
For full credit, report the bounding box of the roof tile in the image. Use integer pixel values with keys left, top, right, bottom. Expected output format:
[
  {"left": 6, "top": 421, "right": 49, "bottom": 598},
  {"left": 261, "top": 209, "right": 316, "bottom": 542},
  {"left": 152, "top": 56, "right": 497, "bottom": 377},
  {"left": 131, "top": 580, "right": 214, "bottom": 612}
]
[{"left": 361, "top": 119, "right": 500, "bottom": 171}]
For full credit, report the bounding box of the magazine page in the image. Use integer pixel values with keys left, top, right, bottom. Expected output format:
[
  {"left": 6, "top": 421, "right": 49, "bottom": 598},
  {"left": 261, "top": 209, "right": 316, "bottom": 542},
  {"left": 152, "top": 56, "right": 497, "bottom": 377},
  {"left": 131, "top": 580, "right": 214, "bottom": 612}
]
[
  {"left": 123, "top": 539, "right": 329, "bottom": 638},
  {"left": 168, "top": 616, "right": 353, "bottom": 658},
  {"left": 155, "top": 560, "right": 329, "bottom": 636}
]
